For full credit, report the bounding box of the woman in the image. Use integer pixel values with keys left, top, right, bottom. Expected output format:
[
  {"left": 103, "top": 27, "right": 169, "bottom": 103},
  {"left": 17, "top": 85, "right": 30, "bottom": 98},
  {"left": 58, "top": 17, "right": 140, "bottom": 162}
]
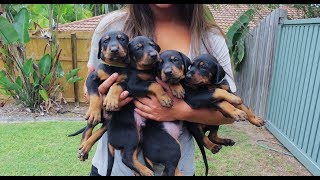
[{"left": 85, "top": 4, "right": 237, "bottom": 176}]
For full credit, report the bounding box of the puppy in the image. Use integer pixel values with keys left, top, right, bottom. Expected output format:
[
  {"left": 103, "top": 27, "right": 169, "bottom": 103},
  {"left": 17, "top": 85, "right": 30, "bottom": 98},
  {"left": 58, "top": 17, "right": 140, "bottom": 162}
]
[
  {"left": 68, "top": 30, "right": 129, "bottom": 161},
  {"left": 106, "top": 36, "right": 169, "bottom": 176},
  {"left": 184, "top": 53, "right": 265, "bottom": 154},
  {"left": 141, "top": 50, "right": 196, "bottom": 176}
]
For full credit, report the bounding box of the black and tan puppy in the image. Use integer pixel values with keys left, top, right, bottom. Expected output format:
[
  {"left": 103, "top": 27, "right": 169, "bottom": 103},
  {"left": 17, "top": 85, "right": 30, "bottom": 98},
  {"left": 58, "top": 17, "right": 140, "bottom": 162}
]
[
  {"left": 106, "top": 36, "right": 170, "bottom": 176},
  {"left": 141, "top": 50, "right": 193, "bottom": 176},
  {"left": 69, "top": 30, "right": 129, "bottom": 161},
  {"left": 184, "top": 53, "right": 265, "bottom": 154}
]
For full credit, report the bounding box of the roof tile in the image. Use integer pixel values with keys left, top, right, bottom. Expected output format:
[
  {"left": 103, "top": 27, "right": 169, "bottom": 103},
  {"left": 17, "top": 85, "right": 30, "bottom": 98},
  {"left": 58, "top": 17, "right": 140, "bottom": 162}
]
[{"left": 56, "top": 5, "right": 305, "bottom": 33}]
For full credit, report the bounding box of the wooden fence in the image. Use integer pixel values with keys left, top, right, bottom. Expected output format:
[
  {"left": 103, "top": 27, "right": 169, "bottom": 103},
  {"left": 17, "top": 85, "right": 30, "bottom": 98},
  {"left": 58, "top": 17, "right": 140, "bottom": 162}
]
[
  {"left": 0, "top": 31, "right": 93, "bottom": 103},
  {"left": 234, "top": 9, "right": 288, "bottom": 120}
]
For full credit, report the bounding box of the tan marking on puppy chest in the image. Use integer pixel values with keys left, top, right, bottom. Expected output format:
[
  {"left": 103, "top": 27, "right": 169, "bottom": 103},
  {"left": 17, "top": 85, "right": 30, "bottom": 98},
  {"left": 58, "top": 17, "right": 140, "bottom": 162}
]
[
  {"left": 116, "top": 74, "right": 127, "bottom": 82},
  {"left": 137, "top": 73, "right": 153, "bottom": 80},
  {"left": 97, "top": 69, "right": 110, "bottom": 80}
]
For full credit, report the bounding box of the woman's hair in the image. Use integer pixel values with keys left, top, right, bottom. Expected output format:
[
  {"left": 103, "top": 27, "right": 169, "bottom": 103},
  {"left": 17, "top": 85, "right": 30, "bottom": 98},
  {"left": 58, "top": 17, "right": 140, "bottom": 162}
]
[{"left": 103, "top": 4, "right": 226, "bottom": 57}]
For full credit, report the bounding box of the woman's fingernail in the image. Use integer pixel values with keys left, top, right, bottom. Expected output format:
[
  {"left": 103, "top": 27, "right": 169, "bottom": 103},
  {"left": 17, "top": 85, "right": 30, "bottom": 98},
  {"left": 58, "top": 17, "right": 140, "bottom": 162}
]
[{"left": 112, "top": 73, "right": 118, "bottom": 78}]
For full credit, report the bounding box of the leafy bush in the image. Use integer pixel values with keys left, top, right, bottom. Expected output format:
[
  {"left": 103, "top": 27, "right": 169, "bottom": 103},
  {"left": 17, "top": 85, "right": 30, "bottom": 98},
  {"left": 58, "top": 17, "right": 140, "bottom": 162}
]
[{"left": 0, "top": 7, "right": 82, "bottom": 113}]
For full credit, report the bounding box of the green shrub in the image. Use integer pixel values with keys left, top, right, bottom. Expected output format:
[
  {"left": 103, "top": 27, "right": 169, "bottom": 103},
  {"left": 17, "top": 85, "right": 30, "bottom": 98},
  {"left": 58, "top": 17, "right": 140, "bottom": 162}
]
[{"left": 0, "top": 7, "right": 82, "bottom": 112}]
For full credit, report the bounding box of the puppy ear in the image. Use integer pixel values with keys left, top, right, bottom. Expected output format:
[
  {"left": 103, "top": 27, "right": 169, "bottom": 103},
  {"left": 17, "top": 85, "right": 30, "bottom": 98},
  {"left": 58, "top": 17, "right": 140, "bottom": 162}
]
[
  {"left": 150, "top": 38, "right": 161, "bottom": 52},
  {"left": 154, "top": 42, "right": 161, "bottom": 52},
  {"left": 179, "top": 52, "right": 192, "bottom": 74},
  {"left": 212, "top": 63, "right": 226, "bottom": 84},
  {"left": 98, "top": 39, "right": 102, "bottom": 60}
]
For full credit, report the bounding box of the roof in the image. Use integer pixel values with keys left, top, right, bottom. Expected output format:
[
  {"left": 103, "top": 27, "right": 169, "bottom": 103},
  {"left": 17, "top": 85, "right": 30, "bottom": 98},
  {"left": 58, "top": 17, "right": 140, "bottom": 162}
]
[
  {"left": 207, "top": 4, "right": 305, "bottom": 33},
  {"left": 57, "top": 14, "right": 105, "bottom": 32},
  {"left": 56, "top": 4, "right": 305, "bottom": 33}
]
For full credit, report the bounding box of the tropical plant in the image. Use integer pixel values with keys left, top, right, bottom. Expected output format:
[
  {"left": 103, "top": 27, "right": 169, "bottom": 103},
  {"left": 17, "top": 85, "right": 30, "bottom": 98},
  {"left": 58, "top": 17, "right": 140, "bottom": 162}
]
[
  {"left": 4, "top": 4, "right": 93, "bottom": 30},
  {"left": 0, "top": 6, "right": 82, "bottom": 113},
  {"left": 226, "top": 9, "right": 255, "bottom": 71},
  {"left": 86, "top": 4, "right": 124, "bottom": 16}
]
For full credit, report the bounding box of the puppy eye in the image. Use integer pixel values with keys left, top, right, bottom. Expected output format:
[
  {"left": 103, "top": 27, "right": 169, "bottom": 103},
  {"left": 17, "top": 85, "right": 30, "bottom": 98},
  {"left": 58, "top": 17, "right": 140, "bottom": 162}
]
[
  {"left": 199, "top": 63, "right": 205, "bottom": 68},
  {"left": 136, "top": 45, "right": 142, "bottom": 50},
  {"left": 173, "top": 58, "right": 179, "bottom": 62},
  {"left": 199, "top": 63, "right": 205, "bottom": 69},
  {"left": 103, "top": 39, "right": 109, "bottom": 44}
]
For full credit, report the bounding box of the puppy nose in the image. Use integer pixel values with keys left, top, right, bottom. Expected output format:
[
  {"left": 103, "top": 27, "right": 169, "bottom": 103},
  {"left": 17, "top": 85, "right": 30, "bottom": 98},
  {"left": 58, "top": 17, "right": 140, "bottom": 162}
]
[
  {"left": 164, "top": 69, "right": 172, "bottom": 75},
  {"left": 110, "top": 46, "right": 119, "bottom": 53},
  {"left": 149, "top": 52, "right": 157, "bottom": 59},
  {"left": 186, "top": 73, "right": 192, "bottom": 80}
]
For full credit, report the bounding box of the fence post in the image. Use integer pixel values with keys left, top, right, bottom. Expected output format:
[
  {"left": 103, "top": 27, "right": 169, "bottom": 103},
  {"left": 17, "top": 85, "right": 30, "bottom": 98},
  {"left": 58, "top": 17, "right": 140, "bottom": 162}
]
[{"left": 71, "top": 33, "right": 79, "bottom": 105}]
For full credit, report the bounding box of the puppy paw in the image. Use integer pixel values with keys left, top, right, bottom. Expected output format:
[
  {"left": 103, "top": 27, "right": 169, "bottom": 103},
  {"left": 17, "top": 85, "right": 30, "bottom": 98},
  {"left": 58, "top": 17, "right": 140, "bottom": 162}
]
[
  {"left": 171, "top": 85, "right": 185, "bottom": 99},
  {"left": 84, "top": 108, "right": 101, "bottom": 125},
  {"left": 210, "top": 144, "right": 222, "bottom": 154},
  {"left": 230, "top": 95, "right": 242, "bottom": 105},
  {"left": 159, "top": 94, "right": 173, "bottom": 107},
  {"left": 249, "top": 116, "right": 265, "bottom": 127},
  {"left": 222, "top": 139, "right": 235, "bottom": 146},
  {"left": 230, "top": 109, "right": 248, "bottom": 121},
  {"left": 103, "top": 96, "right": 119, "bottom": 111},
  {"left": 78, "top": 141, "right": 93, "bottom": 161}
]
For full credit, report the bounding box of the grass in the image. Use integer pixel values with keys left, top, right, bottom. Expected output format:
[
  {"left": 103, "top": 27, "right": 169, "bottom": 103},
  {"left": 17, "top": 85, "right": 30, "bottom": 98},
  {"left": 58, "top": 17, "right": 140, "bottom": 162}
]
[
  {"left": 193, "top": 125, "right": 303, "bottom": 176},
  {"left": 0, "top": 121, "right": 94, "bottom": 176},
  {"left": 0, "top": 121, "right": 308, "bottom": 176}
]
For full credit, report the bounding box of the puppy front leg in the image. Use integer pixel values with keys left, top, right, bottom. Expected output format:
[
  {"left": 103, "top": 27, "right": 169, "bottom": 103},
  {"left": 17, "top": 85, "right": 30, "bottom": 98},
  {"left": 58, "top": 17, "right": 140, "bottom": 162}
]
[
  {"left": 104, "top": 83, "right": 124, "bottom": 111},
  {"left": 148, "top": 82, "right": 173, "bottom": 107},
  {"left": 236, "top": 104, "right": 265, "bottom": 127},
  {"left": 217, "top": 101, "right": 247, "bottom": 121},
  {"left": 169, "top": 83, "right": 185, "bottom": 99},
  {"left": 104, "top": 75, "right": 127, "bottom": 111},
  {"left": 212, "top": 88, "right": 242, "bottom": 105},
  {"left": 85, "top": 70, "right": 110, "bottom": 125}
]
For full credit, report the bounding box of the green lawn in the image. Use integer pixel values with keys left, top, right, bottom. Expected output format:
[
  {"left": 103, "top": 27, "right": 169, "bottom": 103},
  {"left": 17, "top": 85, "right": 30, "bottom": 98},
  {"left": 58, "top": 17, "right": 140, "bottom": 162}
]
[
  {"left": 0, "top": 121, "right": 94, "bottom": 176},
  {"left": 0, "top": 121, "right": 307, "bottom": 176}
]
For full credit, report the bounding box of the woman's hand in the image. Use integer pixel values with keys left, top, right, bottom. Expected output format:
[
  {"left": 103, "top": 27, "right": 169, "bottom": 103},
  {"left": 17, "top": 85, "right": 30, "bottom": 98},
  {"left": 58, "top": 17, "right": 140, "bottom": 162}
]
[
  {"left": 133, "top": 77, "right": 191, "bottom": 121},
  {"left": 133, "top": 77, "right": 236, "bottom": 125}
]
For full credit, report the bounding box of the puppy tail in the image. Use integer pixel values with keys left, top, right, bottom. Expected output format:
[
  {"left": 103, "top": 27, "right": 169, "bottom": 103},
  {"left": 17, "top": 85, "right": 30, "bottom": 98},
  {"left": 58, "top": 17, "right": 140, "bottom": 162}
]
[
  {"left": 107, "top": 144, "right": 115, "bottom": 176},
  {"left": 67, "top": 126, "right": 86, "bottom": 137},
  {"left": 186, "top": 122, "right": 209, "bottom": 176},
  {"left": 193, "top": 133, "right": 209, "bottom": 176}
]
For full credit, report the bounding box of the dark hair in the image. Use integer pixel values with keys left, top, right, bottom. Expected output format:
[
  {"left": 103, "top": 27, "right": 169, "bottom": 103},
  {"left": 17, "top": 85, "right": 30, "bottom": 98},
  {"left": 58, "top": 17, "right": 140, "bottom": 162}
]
[{"left": 102, "top": 4, "right": 226, "bottom": 57}]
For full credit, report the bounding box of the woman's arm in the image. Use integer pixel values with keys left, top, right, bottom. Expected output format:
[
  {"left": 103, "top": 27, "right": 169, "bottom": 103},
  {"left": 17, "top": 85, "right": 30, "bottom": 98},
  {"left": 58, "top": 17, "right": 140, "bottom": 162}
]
[{"left": 133, "top": 77, "right": 235, "bottom": 125}]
